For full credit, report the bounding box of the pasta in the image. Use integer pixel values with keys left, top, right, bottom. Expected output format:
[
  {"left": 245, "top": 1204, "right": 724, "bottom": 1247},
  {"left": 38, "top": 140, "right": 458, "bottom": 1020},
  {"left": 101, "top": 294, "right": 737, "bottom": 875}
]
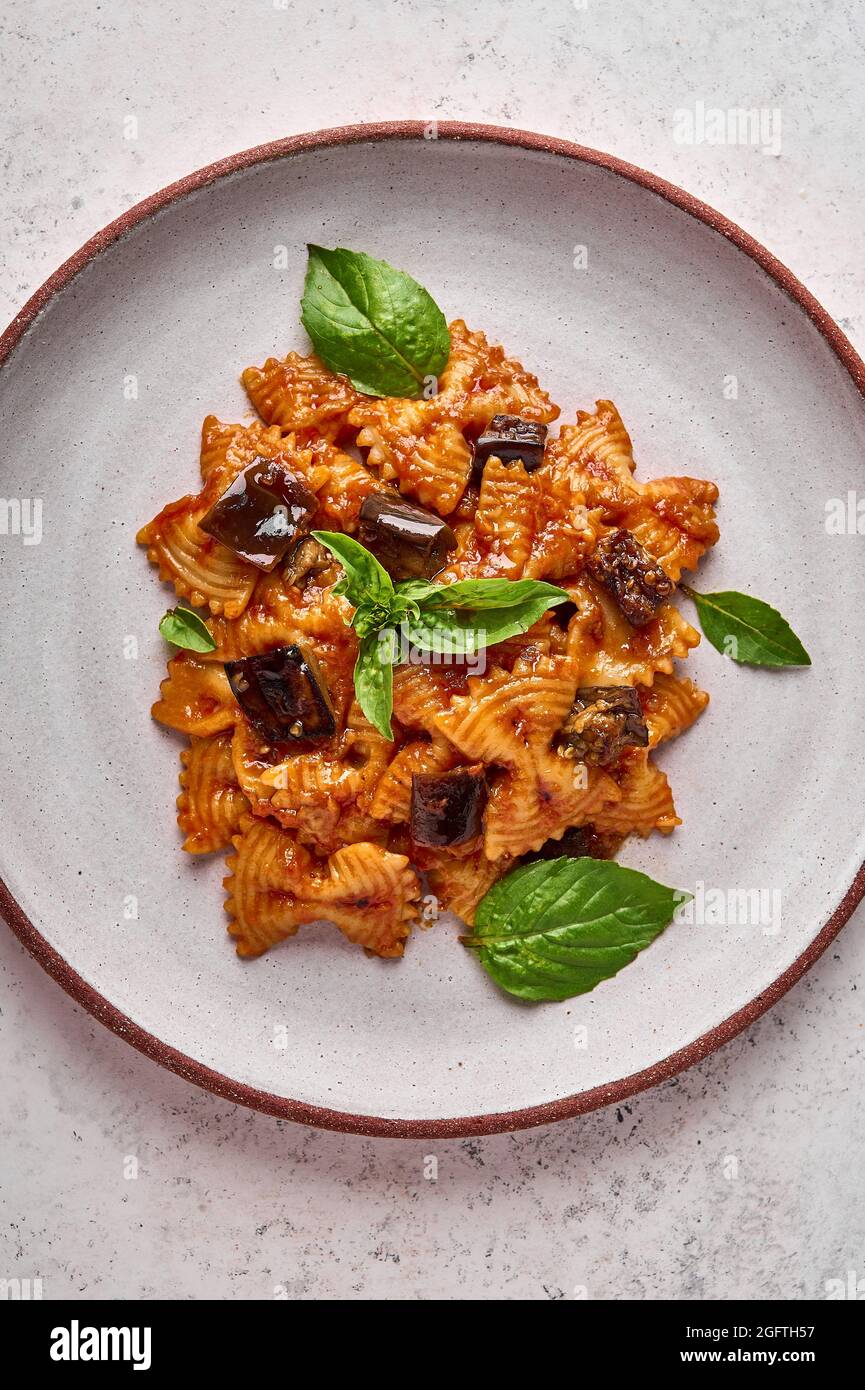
[
  {"left": 140, "top": 319, "right": 718, "bottom": 960},
  {"left": 177, "top": 732, "right": 248, "bottom": 853}
]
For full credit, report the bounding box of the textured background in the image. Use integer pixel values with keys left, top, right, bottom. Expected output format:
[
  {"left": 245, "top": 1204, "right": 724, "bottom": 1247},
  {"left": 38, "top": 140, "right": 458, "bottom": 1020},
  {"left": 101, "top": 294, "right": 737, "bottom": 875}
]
[{"left": 1, "top": 0, "right": 863, "bottom": 1300}]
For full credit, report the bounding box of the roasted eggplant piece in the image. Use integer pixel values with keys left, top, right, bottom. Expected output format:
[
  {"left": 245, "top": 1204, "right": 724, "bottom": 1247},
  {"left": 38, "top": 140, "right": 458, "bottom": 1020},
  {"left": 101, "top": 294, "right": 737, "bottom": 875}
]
[
  {"left": 556, "top": 685, "right": 648, "bottom": 767},
  {"left": 358, "top": 491, "right": 457, "bottom": 581},
  {"left": 472, "top": 415, "right": 548, "bottom": 476},
  {"left": 200, "top": 457, "right": 317, "bottom": 571},
  {"left": 410, "top": 765, "right": 488, "bottom": 848},
  {"left": 521, "top": 826, "right": 619, "bottom": 864},
  {"left": 587, "top": 528, "right": 674, "bottom": 627},
  {"left": 283, "top": 535, "right": 331, "bottom": 587},
  {"left": 224, "top": 644, "right": 335, "bottom": 744}
]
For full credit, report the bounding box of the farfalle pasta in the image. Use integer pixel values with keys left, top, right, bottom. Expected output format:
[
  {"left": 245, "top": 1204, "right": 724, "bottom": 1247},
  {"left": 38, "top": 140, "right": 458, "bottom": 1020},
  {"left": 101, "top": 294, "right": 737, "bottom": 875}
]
[{"left": 139, "top": 316, "right": 718, "bottom": 962}]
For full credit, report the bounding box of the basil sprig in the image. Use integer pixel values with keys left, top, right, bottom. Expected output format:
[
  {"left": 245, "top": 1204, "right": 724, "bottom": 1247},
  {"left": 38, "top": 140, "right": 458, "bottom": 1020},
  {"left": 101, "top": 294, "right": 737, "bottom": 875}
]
[
  {"left": 158, "top": 606, "right": 216, "bottom": 653},
  {"left": 465, "top": 857, "right": 687, "bottom": 1002},
  {"left": 312, "top": 531, "right": 569, "bottom": 738},
  {"left": 301, "top": 245, "right": 450, "bottom": 398},
  {"left": 680, "top": 585, "right": 811, "bottom": 667}
]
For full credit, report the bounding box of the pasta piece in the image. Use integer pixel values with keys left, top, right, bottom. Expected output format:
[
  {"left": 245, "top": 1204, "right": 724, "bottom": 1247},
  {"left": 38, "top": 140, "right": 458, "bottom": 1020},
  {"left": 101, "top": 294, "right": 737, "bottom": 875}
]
[
  {"left": 262, "top": 704, "right": 393, "bottom": 812},
  {"left": 546, "top": 399, "right": 638, "bottom": 508},
  {"left": 225, "top": 818, "right": 420, "bottom": 958},
  {"left": 567, "top": 578, "right": 700, "bottom": 687},
  {"left": 177, "top": 732, "right": 248, "bottom": 853},
  {"left": 137, "top": 487, "right": 258, "bottom": 618},
  {"left": 436, "top": 319, "right": 559, "bottom": 428},
  {"left": 310, "top": 841, "right": 421, "bottom": 956},
  {"left": 483, "top": 761, "right": 619, "bottom": 860},
  {"left": 524, "top": 466, "right": 603, "bottom": 581},
  {"left": 232, "top": 701, "right": 393, "bottom": 852},
  {"left": 547, "top": 400, "right": 719, "bottom": 579},
  {"left": 349, "top": 322, "right": 556, "bottom": 517},
  {"left": 472, "top": 457, "right": 537, "bottom": 576},
  {"left": 424, "top": 848, "right": 510, "bottom": 926},
  {"left": 198, "top": 414, "right": 286, "bottom": 486},
  {"left": 302, "top": 438, "right": 382, "bottom": 532},
  {"left": 436, "top": 456, "right": 600, "bottom": 585},
  {"left": 392, "top": 664, "right": 468, "bottom": 735},
  {"left": 593, "top": 748, "right": 680, "bottom": 837},
  {"left": 640, "top": 674, "right": 709, "bottom": 747},
  {"left": 435, "top": 654, "right": 620, "bottom": 859},
  {"left": 624, "top": 476, "right": 720, "bottom": 582},
  {"left": 152, "top": 653, "right": 238, "bottom": 737},
  {"left": 352, "top": 399, "right": 473, "bottom": 516},
  {"left": 241, "top": 351, "right": 360, "bottom": 436},
  {"left": 224, "top": 818, "right": 306, "bottom": 955}
]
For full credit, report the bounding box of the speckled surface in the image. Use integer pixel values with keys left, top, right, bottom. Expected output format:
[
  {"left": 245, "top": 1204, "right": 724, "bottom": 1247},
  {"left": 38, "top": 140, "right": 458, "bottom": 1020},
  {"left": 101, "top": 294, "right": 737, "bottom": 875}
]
[{"left": 2, "top": 0, "right": 864, "bottom": 1300}]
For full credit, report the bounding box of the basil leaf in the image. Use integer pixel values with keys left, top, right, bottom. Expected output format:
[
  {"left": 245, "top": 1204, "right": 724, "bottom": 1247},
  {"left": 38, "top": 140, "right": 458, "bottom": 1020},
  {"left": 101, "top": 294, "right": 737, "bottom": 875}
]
[
  {"left": 301, "top": 245, "right": 450, "bottom": 399},
  {"left": 354, "top": 631, "right": 396, "bottom": 739},
  {"left": 404, "top": 592, "right": 568, "bottom": 654},
  {"left": 423, "top": 578, "right": 569, "bottom": 612},
  {"left": 158, "top": 606, "right": 216, "bottom": 653},
  {"left": 312, "top": 530, "right": 394, "bottom": 607},
  {"left": 681, "top": 585, "right": 811, "bottom": 667},
  {"left": 351, "top": 602, "right": 394, "bottom": 639},
  {"left": 393, "top": 578, "right": 441, "bottom": 607},
  {"left": 466, "top": 857, "right": 687, "bottom": 1002}
]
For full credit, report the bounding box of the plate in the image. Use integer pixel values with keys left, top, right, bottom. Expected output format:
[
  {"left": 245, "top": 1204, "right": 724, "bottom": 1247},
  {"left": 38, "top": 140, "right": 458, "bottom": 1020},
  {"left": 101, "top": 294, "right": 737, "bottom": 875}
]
[{"left": 2, "top": 122, "right": 864, "bottom": 1137}]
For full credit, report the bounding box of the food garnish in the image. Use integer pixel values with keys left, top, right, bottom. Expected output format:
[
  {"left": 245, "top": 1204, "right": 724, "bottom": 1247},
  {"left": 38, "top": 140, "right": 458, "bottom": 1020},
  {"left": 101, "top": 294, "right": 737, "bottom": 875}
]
[{"left": 158, "top": 606, "right": 217, "bottom": 653}]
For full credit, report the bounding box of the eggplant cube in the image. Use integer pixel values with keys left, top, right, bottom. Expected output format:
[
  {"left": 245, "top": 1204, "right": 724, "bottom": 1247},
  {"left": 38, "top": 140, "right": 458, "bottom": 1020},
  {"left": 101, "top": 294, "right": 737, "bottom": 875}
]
[
  {"left": 225, "top": 644, "right": 335, "bottom": 744},
  {"left": 557, "top": 685, "right": 648, "bottom": 766},
  {"left": 358, "top": 492, "right": 457, "bottom": 581},
  {"left": 410, "top": 765, "right": 488, "bottom": 848},
  {"left": 472, "top": 415, "right": 548, "bottom": 476},
  {"left": 587, "top": 528, "right": 674, "bottom": 627},
  {"left": 201, "top": 457, "right": 317, "bottom": 571}
]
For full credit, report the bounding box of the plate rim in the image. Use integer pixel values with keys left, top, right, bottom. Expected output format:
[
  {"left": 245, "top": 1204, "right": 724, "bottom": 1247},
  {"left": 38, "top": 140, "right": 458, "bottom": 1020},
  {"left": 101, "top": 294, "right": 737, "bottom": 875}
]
[{"left": 2, "top": 118, "right": 863, "bottom": 1139}]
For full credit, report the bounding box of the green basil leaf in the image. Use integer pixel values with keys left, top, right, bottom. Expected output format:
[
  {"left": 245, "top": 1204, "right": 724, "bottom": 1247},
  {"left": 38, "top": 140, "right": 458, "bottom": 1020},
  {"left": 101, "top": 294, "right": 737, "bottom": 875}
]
[
  {"left": 354, "top": 631, "right": 396, "bottom": 739},
  {"left": 423, "top": 578, "right": 570, "bottom": 612},
  {"left": 158, "top": 606, "right": 216, "bottom": 653},
  {"left": 350, "top": 602, "right": 394, "bottom": 638},
  {"left": 466, "top": 857, "right": 687, "bottom": 1002},
  {"left": 394, "top": 578, "right": 441, "bottom": 607},
  {"left": 388, "top": 591, "right": 422, "bottom": 623},
  {"left": 312, "top": 530, "right": 395, "bottom": 608},
  {"left": 682, "top": 586, "right": 811, "bottom": 667},
  {"left": 300, "top": 245, "right": 450, "bottom": 399},
  {"left": 404, "top": 592, "right": 567, "bottom": 655}
]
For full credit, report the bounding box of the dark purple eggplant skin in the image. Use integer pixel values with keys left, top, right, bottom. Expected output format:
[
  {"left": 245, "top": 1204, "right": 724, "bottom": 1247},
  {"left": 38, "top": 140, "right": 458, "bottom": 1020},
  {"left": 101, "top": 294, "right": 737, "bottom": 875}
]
[
  {"left": 358, "top": 491, "right": 457, "bottom": 581},
  {"left": 557, "top": 685, "right": 649, "bottom": 766},
  {"left": 224, "top": 645, "right": 335, "bottom": 744},
  {"left": 410, "top": 766, "right": 488, "bottom": 848},
  {"left": 472, "top": 415, "right": 548, "bottom": 476},
  {"left": 201, "top": 457, "right": 317, "bottom": 571},
  {"left": 587, "top": 528, "right": 674, "bottom": 627}
]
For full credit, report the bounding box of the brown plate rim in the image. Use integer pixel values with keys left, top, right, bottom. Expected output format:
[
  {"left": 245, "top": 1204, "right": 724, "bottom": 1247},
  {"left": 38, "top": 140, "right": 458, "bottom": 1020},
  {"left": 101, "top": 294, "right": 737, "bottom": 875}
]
[{"left": 2, "top": 119, "right": 863, "bottom": 1139}]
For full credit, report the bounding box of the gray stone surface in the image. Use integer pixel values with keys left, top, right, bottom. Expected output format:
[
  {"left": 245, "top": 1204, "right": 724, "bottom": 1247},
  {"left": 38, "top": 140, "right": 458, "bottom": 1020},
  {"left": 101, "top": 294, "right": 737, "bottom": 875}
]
[{"left": 1, "top": 0, "right": 863, "bottom": 1300}]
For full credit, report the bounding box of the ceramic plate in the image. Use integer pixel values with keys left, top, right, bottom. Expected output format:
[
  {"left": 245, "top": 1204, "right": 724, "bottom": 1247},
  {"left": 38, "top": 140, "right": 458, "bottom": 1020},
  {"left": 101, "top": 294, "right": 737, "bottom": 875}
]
[{"left": 2, "top": 123, "right": 864, "bottom": 1137}]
